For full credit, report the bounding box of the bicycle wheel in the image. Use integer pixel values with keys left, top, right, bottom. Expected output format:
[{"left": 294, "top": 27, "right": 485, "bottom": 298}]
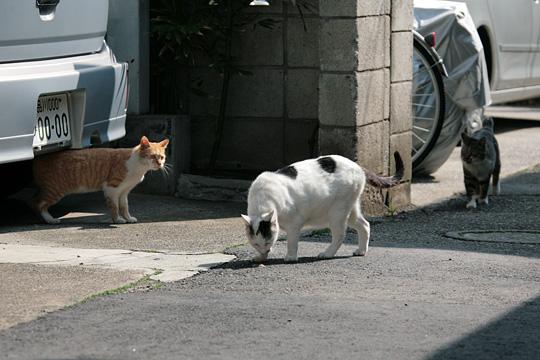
[{"left": 411, "top": 38, "right": 446, "bottom": 171}]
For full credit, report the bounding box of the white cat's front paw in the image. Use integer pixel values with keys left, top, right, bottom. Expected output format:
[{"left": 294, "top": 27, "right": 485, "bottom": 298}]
[
  {"left": 284, "top": 254, "right": 298, "bottom": 263},
  {"left": 317, "top": 251, "right": 335, "bottom": 259},
  {"left": 466, "top": 199, "right": 477, "bottom": 209},
  {"left": 126, "top": 216, "right": 138, "bottom": 223},
  {"left": 353, "top": 249, "right": 367, "bottom": 256},
  {"left": 113, "top": 217, "right": 127, "bottom": 224},
  {"left": 478, "top": 197, "right": 489, "bottom": 205}
]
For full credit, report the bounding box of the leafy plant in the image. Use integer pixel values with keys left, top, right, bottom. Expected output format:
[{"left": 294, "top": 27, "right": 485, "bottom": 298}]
[
  {"left": 150, "top": 0, "right": 313, "bottom": 171},
  {"left": 151, "top": 0, "right": 279, "bottom": 72},
  {"left": 151, "top": 1, "right": 216, "bottom": 64}
]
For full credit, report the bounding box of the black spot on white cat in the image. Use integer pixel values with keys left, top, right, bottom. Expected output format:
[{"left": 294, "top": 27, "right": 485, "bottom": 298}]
[
  {"left": 317, "top": 156, "right": 336, "bottom": 173},
  {"left": 276, "top": 165, "right": 298, "bottom": 179},
  {"left": 257, "top": 220, "right": 272, "bottom": 240}
]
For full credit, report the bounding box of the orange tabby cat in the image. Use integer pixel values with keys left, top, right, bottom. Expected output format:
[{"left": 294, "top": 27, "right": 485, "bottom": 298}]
[{"left": 33, "top": 136, "right": 169, "bottom": 224}]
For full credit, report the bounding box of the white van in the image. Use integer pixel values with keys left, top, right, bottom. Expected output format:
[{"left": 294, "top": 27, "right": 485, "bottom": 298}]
[{"left": 0, "top": 0, "right": 128, "bottom": 194}]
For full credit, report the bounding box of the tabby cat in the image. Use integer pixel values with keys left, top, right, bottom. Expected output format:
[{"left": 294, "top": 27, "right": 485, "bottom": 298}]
[
  {"left": 242, "top": 152, "right": 404, "bottom": 262},
  {"left": 33, "top": 136, "right": 168, "bottom": 224},
  {"left": 461, "top": 117, "right": 501, "bottom": 209}
]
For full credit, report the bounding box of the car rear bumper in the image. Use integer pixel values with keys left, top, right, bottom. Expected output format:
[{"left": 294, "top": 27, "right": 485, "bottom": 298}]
[{"left": 0, "top": 42, "right": 128, "bottom": 164}]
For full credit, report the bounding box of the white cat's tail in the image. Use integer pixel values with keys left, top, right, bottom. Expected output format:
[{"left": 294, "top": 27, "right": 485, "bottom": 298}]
[{"left": 363, "top": 152, "right": 404, "bottom": 189}]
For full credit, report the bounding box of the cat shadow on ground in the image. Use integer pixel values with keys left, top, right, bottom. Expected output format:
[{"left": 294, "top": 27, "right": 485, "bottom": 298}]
[
  {"left": 0, "top": 195, "right": 113, "bottom": 229},
  {"left": 1, "top": 187, "right": 245, "bottom": 230},
  {"left": 220, "top": 255, "right": 352, "bottom": 270},
  {"left": 0, "top": 196, "right": 127, "bottom": 230}
]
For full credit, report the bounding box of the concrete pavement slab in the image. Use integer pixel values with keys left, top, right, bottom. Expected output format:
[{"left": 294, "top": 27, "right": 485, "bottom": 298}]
[
  {"left": 0, "top": 244, "right": 235, "bottom": 282},
  {"left": 0, "top": 244, "right": 234, "bottom": 329},
  {"left": 0, "top": 263, "right": 141, "bottom": 331}
]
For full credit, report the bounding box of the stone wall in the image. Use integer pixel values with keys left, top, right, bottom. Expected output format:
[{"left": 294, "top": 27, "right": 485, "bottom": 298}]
[
  {"left": 107, "top": 0, "right": 412, "bottom": 211},
  {"left": 189, "top": 1, "right": 320, "bottom": 173},
  {"left": 388, "top": 0, "right": 414, "bottom": 211},
  {"left": 318, "top": 0, "right": 412, "bottom": 214},
  {"left": 168, "top": 0, "right": 412, "bottom": 214}
]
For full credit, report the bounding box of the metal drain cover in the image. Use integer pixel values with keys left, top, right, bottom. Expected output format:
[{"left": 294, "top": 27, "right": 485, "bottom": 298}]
[{"left": 445, "top": 230, "right": 540, "bottom": 244}]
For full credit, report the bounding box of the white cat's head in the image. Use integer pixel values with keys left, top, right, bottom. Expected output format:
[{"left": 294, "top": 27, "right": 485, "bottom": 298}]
[{"left": 241, "top": 210, "right": 279, "bottom": 261}]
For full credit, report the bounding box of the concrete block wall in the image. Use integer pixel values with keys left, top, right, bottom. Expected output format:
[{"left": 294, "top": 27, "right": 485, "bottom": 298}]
[
  {"left": 186, "top": 0, "right": 412, "bottom": 213},
  {"left": 189, "top": 1, "right": 320, "bottom": 173},
  {"left": 389, "top": 0, "right": 413, "bottom": 209},
  {"left": 318, "top": 0, "right": 412, "bottom": 214}
]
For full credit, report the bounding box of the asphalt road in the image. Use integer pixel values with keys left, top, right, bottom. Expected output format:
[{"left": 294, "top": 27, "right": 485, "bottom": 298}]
[
  {"left": 1, "top": 118, "right": 539, "bottom": 359},
  {"left": 1, "top": 167, "right": 539, "bottom": 359}
]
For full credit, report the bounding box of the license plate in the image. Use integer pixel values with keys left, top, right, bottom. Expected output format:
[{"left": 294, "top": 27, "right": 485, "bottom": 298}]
[{"left": 33, "top": 94, "right": 71, "bottom": 148}]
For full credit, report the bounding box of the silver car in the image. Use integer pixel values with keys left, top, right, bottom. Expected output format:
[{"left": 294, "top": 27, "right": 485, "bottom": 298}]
[
  {"left": 0, "top": 0, "right": 128, "bottom": 195},
  {"left": 462, "top": 0, "right": 540, "bottom": 104}
]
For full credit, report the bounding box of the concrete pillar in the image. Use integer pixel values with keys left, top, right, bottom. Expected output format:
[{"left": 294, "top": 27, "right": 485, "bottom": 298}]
[
  {"left": 388, "top": 0, "right": 414, "bottom": 209},
  {"left": 318, "top": 0, "right": 412, "bottom": 214},
  {"left": 107, "top": 0, "right": 149, "bottom": 114}
]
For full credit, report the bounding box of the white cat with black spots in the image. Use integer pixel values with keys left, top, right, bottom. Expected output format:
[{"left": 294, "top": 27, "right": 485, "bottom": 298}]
[{"left": 242, "top": 153, "right": 404, "bottom": 262}]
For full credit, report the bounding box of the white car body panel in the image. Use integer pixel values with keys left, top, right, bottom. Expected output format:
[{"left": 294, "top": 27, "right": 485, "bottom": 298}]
[
  {"left": 0, "top": 0, "right": 108, "bottom": 63},
  {"left": 0, "top": 44, "right": 128, "bottom": 164},
  {"left": 457, "top": 0, "right": 540, "bottom": 103},
  {"left": 0, "top": 0, "right": 128, "bottom": 165}
]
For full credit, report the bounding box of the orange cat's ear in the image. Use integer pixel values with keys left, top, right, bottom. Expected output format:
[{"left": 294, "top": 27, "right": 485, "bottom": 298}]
[
  {"left": 140, "top": 136, "right": 150, "bottom": 149},
  {"left": 159, "top": 139, "right": 169, "bottom": 148}
]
